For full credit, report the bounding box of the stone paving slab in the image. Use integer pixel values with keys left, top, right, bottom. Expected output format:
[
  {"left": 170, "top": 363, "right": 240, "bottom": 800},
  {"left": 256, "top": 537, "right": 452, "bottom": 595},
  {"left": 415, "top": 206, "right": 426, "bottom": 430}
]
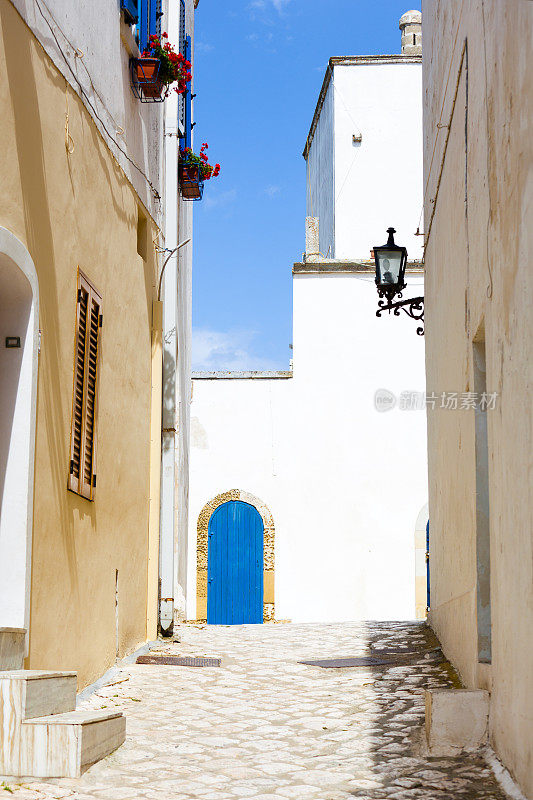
[{"left": 2, "top": 622, "right": 509, "bottom": 799}]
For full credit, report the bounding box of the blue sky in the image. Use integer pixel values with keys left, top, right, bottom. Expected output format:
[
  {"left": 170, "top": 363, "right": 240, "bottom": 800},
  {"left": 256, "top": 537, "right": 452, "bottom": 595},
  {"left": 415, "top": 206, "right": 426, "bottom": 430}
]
[{"left": 191, "top": 0, "right": 419, "bottom": 371}]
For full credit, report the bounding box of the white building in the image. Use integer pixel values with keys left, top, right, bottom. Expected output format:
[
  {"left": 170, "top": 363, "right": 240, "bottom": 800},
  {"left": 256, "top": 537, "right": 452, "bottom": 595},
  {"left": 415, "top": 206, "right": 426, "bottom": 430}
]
[
  {"left": 305, "top": 10, "right": 423, "bottom": 262},
  {"left": 185, "top": 11, "right": 427, "bottom": 625}
]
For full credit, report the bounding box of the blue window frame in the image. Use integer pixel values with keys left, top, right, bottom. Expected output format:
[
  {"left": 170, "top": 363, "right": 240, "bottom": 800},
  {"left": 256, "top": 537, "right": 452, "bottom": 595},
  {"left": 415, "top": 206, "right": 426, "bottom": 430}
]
[
  {"left": 156, "top": 0, "right": 162, "bottom": 36},
  {"left": 179, "top": 0, "right": 186, "bottom": 53}
]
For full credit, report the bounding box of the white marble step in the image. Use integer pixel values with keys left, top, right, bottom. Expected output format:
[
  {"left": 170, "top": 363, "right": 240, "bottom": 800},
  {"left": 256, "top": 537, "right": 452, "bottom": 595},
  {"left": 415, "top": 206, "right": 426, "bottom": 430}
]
[
  {"left": 22, "top": 710, "right": 126, "bottom": 777},
  {"left": 0, "top": 670, "right": 77, "bottom": 720},
  {"left": 0, "top": 629, "right": 26, "bottom": 670},
  {"left": 0, "top": 671, "right": 126, "bottom": 777}
]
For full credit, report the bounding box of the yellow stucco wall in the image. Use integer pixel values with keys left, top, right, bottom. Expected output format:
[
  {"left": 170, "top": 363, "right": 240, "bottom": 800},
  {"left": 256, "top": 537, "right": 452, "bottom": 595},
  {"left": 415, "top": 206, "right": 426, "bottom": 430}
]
[
  {"left": 0, "top": 1, "right": 161, "bottom": 688},
  {"left": 423, "top": 1, "right": 533, "bottom": 794}
]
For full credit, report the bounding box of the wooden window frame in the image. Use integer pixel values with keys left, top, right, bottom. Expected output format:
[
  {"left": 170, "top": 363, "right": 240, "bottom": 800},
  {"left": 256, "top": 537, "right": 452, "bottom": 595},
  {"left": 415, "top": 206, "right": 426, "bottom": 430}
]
[{"left": 68, "top": 269, "right": 103, "bottom": 501}]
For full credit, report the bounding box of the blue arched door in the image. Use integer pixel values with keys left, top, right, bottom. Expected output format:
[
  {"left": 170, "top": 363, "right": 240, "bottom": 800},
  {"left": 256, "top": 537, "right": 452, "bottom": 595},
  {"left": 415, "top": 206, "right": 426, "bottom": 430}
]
[{"left": 207, "top": 501, "right": 264, "bottom": 624}]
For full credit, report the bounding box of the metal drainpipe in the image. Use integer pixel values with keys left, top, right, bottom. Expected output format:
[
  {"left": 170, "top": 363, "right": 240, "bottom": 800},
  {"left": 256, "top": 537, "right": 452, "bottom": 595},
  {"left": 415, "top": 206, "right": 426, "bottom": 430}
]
[
  {"left": 159, "top": 238, "right": 190, "bottom": 636},
  {"left": 159, "top": 0, "right": 193, "bottom": 635},
  {"left": 159, "top": 38, "right": 180, "bottom": 636}
]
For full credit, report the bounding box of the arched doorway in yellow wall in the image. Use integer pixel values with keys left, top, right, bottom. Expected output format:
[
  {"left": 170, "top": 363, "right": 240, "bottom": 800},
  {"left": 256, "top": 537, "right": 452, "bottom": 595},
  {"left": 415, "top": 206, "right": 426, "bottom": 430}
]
[
  {"left": 0, "top": 228, "right": 39, "bottom": 641},
  {"left": 196, "top": 490, "right": 275, "bottom": 623}
]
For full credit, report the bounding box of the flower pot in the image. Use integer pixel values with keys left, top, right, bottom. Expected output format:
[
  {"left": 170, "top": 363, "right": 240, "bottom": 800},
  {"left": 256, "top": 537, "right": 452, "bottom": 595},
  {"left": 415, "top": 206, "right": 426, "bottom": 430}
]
[
  {"left": 179, "top": 164, "right": 204, "bottom": 200},
  {"left": 134, "top": 58, "right": 165, "bottom": 100}
]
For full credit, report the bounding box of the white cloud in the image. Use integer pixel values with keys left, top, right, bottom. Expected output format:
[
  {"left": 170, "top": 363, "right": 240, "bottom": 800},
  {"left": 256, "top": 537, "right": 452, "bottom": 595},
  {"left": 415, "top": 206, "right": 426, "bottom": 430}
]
[
  {"left": 195, "top": 41, "right": 214, "bottom": 53},
  {"left": 271, "top": 0, "right": 291, "bottom": 10},
  {"left": 247, "top": 0, "right": 291, "bottom": 17},
  {"left": 265, "top": 184, "right": 280, "bottom": 197},
  {"left": 192, "top": 328, "right": 281, "bottom": 371},
  {"left": 204, "top": 188, "right": 237, "bottom": 210}
]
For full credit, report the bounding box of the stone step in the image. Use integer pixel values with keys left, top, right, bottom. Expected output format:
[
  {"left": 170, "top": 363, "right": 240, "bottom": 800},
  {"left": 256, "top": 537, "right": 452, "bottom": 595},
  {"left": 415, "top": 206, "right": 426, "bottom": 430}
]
[
  {"left": 21, "top": 710, "right": 126, "bottom": 777},
  {"left": 0, "top": 670, "right": 77, "bottom": 721},
  {"left": 0, "top": 671, "right": 126, "bottom": 777},
  {"left": 0, "top": 628, "right": 26, "bottom": 670}
]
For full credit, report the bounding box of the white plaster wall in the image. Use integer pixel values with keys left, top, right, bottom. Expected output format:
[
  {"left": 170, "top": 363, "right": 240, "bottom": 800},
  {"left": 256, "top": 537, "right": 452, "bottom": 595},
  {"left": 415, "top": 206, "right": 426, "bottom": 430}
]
[
  {"left": 188, "top": 376, "right": 291, "bottom": 621},
  {"left": 306, "top": 80, "right": 335, "bottom": 258},
  {"left": 188, "top": 270, "right": 427, "bottom": 623},
  {"left": 333, "top": 62, "right": 423, "bottom": 261},
  {"left": 8, "top": 0, "right": 170, "bottom": 218}
]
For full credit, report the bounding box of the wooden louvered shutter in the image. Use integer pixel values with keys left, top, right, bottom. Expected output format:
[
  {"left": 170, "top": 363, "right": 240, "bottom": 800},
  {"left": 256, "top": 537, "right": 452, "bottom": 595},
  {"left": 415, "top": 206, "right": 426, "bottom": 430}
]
[{"left": 68, "top": 272, "right": 102, "bottom": 501}]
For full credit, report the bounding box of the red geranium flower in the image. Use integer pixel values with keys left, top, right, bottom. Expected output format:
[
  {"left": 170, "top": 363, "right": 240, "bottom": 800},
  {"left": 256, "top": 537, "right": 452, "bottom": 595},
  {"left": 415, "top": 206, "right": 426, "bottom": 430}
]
[
  {"left": 179, "top": 143, "right": 221, "bottom": 184},
  {"left": 140, "top": 34, "right": 190, "bottom": 96}
]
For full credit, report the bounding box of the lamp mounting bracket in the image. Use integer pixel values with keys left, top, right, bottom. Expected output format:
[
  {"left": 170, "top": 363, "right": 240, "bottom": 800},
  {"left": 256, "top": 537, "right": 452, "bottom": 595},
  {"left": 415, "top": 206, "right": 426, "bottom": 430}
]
[{"left": 376, "top": 295, "right": 425, "bottom": 336}]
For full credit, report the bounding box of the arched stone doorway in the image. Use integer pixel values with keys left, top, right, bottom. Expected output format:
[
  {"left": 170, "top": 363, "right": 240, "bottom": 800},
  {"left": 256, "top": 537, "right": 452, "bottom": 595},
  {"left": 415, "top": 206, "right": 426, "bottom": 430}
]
[
  {"left": 197, "top": 490, "right": 275, "bottom": 622},
  {"left": 0, "top": 228, "right": 39, "bottom": 640}
]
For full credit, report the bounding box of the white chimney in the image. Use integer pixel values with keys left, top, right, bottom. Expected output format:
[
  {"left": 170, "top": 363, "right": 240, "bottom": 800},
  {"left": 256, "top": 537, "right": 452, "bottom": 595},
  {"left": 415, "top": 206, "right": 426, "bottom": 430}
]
[
  {"left": 305, "top": 217, "right": 320, "bottom": 262},
  {"left": 399, "top": 10, "right": 422, "bottom": 56}
]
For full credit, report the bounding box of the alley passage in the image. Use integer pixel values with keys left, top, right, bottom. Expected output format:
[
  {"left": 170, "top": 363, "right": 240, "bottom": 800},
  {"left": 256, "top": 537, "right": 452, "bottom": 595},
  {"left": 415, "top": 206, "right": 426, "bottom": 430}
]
[{"left": 9, "top": 623, "right": 508, "bottom": 800}]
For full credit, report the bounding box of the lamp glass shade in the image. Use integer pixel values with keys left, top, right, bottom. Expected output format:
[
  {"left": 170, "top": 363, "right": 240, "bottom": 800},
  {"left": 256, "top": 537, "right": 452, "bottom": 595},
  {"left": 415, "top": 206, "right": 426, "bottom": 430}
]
[
  {"left": 375, "top": 251, "right": 403, "bottom": 287},
  {"left": 373, "top": 228, "right": 408, "bottom": 293}
]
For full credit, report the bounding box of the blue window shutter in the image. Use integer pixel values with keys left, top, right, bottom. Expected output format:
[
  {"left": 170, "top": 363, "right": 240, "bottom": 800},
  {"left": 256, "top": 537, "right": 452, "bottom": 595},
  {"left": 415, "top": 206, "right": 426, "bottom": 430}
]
[
  {"left": 139, "top": 0, "right": 149, "bottom": 51},
  {"left": 149, "top": 0, "right": 158, "bottom": 39},
  {"left": 178, "top": 0, "right": 186, "bottom": 133},
  {"left": 139, "top": 0, "right": 159, "bottom": 51},
  {"left": 184, "top": 35, "right": 192, "bottom": 149}
]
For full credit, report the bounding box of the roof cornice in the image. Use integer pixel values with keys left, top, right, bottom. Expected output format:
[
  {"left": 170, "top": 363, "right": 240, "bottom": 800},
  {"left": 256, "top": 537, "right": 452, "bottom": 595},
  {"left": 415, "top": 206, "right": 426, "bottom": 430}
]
[{"left": 293, "top": 259, "right": 424, "bottom": 275}]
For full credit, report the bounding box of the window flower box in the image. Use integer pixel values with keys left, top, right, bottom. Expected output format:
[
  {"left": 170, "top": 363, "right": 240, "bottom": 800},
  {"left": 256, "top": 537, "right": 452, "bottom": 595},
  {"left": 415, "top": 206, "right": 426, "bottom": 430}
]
[
  {"left": 178, "top": 163, "right": 204, "bottom": 200},
  {"left": 130, "top": 33, "right": 191, "bottom": 104},
  {"left": 179, "top": 144, "right": 220, "bottom": 201},
  {"left": 131, "top": 57, "right": 165, "bottom": 102}
]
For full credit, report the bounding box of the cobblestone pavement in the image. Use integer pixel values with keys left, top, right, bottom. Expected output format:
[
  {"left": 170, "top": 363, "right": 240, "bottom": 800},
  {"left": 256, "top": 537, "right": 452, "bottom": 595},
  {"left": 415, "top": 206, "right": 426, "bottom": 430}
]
[{"left": 6, "top": 622, "right": 509, "bottom": 800}]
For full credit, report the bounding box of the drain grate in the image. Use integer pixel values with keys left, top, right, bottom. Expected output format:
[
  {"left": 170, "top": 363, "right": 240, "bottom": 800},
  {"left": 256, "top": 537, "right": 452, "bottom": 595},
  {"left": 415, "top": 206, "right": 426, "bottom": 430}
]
[
  {"left": 299, "top": 656, "right": 392, "bottom": 668},
  {"left": 136, "top": 655, "right": 221, "bottom": 667},
  {"left": 299, "top": 648, "right": 443, "bottom": 669}
]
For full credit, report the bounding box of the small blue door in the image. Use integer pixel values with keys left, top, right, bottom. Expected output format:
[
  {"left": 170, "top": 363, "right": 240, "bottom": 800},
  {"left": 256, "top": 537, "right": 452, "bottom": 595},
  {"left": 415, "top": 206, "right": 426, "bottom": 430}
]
[
  {"left": 426, "top": 520, "right": 430, "bottom": 612},
  {"left": 207, "top": 501, "right": 264, "bottom": 624}
]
